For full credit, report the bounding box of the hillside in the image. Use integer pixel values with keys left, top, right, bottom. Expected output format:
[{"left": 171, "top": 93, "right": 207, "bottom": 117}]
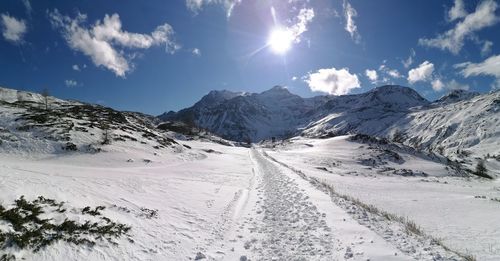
[
  {"left": 0, "top": 87, "right": 183, "bottom": 157},
  {"left": 162, "top": 85, "right": 500, "bottom": 171}
]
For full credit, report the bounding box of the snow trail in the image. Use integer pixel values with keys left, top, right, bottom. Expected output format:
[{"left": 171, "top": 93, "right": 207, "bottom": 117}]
[
  {"left": 226, "top": 148, "right": 412, "bottom": 260},
  {"left": 246, "top": 148, "right": 336, "bottom": 260}
]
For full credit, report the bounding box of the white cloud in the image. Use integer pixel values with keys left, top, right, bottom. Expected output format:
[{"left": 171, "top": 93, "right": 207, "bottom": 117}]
[
  {"left": 431, "top": 79, "right": 444, "bottom": 91},
  {"left": 402, "top": 49, "right": 416, "bottom": 68},
  {"left": 365, "top": 69, "right": 378, "bottom": 83},
  {"left": 448, "top": 0, "right": 467, "bottom": 21},
  {"left": 291, "top": 76, "right": 298, "bottom": 81},
  {"left": 270, "top": 7, "right": 314, "bottom": 46},
  {"left": 447, "top": 79, "right": 469, "bottom": 90},
  {"left": 408, "top": 61, "right": 435, "bottom": 84},
  {"left": 22, "top": 0, "right": 32, "bottom": 15},
  {"left": 379, "top": 64, "right": 402, "bottom": 79},
  {"left": 49, "top": 10, "right": 178, "bottom": 77},
  {"left": 419, "top": 0, "right": 499, "bottom": 54},
  {"left": 192, "top": 48, "right": 201, "bottom": 56},
  {"left": 492, "top": 79, "right": 500, "bottom": 91},
  {"left": 343, "top": 0, "right": 360, "bottom": 43},
  {"left": 72, "top": 64, "right": 80, "bottom": 71},
  {"left": 305, "top": 67, "right": 360, "bottom": 95},
  {"left": 65, "top": 79, "right": 77, "bottom": 87},
  {"left": 432, "top": 79, "right": 469, "bottom": 92},
  {"left": 456, "top": 54, "right": 500, "bottom": 79},
  {"left": 386, "top": 69, "right": 402, "bottom": 78},
  {"left": 186, "top": 0, "right": 242, "bottom": 18},
  {"left": 289, "top": 8, "right": 315, "bottom": 43},
  {"left": 481, "top": 40, "right": 493, "bottom": 56},
  {"left": 1, "top": 14, "right": 27, "bottom": 44}
]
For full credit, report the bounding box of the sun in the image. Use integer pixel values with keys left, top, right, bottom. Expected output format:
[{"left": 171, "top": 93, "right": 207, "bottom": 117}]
[{"left": 268, "top": 28, "right": 293, "bottom": 54}]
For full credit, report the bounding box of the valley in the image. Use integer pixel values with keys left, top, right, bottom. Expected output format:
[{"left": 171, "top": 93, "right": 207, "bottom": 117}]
[{"left": 0, "top": 86, "right": 499, "bottom": 260}]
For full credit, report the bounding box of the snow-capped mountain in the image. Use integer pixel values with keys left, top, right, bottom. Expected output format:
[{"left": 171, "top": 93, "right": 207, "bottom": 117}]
[
  {"left": 161, "top": 85, "right": 500, "bottom": 162},
  {"left": 160, "top": 86, "right": 331, "bottom": 141},
  {"left": 434, "top": 89, "right": 480, "bottom": 105},
  {"left": 304, "top": 87, "right": 500, "bottom": 162},
  {"left": 161, "top": 85, "right": 428, "bottom": 141},
  {"left": 301, "top": 85, "right": 429, "bottom": 137}
]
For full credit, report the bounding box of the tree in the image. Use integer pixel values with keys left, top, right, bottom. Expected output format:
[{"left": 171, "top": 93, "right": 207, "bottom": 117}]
[
  {"left": 41, "top": 88, "right": 50, "bottom": 110},
  {"left": 475, "top": 159, "right": 490, "bottom": 179},
  {"left": 101, "top": 122, "right": 111, "bottom": 145}
]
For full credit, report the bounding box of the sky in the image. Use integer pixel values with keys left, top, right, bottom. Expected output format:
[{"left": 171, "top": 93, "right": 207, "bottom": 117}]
[{"left": 0, "top": 0, "right": 499, "bottom": 115}]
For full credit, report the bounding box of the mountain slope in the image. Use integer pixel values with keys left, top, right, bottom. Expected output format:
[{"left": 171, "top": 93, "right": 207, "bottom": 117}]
[
  {"left": 160, "top": 86, "right": 331, "bottom": 141},
  {"left": 162, "top": 85, "right": 429, "bottom": 142},
  {"left": 162, "top": 85, "right": 500, "bottom": 174},
  {"left": 0, "top": 86, "right": 180, "bottom": 156}
]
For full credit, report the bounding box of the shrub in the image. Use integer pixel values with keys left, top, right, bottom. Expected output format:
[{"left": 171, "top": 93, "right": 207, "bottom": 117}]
[
  {"left": 0, "top": 196, "right": 131, "bottom": 253},
  {"left": 474, "top": 159, "right": 492, "bottom": 179},
  {"left": 62, "top": 142, "right": 77, "bottom": 151}
]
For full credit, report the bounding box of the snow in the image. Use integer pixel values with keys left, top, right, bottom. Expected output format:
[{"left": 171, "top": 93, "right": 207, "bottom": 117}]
[
  {"left": 0, "top": 140, "right": 253, "bottom": 260},
  {"left": 1, "top": 86, "right": 499, "bottom": 260},
  {"left": 266, "top": 136, "right": 500, "bottom": 260},
  {"left": 1, "top": 135, "right": 480, "bottom": 260},
  {"left": 162, "top": 85, "right": 500, "bottom": 173}
]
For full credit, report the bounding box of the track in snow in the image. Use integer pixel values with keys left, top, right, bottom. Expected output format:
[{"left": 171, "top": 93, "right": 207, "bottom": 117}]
[{"left": 241, "top": 149, "right": 336, "bottom": 260}]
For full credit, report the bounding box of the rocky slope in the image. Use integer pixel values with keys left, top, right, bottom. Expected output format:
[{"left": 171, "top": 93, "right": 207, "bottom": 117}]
[
  {"left": 162, "top": 85, "right": 500, "bottom": 172},
  {"left": 0, "top": 87, "right": 222, "bottom": 156}
]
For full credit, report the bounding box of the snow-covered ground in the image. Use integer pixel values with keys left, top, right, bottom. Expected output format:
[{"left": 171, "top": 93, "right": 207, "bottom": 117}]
[
  {"left": 267, "top": 136, "right": 500, "bottom": 260},
  {"left": 0, "top": 140, "right": 254, "bottom": 260},
  {"left": 1, "top": 86, "right": 498, "bottom": 260},
  {"left": 2, "top": 135, "right": 487, "bottom": 260}
]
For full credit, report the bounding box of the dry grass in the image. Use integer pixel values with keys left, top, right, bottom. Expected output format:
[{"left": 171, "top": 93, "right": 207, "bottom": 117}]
[{"left": 311, "top": 177, "right": 476, "bottom": 260}]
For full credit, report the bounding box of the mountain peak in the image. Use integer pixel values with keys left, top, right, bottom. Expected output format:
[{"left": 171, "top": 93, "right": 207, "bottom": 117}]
[
  {"left": 260, "top": 85, "right": 290, "bottom": 94},
  {"left": 370, "top": 85, "right": 415, "bottom": 93},
  {"left": 364, "top": 85, "right": 429, "bottom": 108},
  {"left": 435, "top": 89, "right": 479, "bottom": 104}
]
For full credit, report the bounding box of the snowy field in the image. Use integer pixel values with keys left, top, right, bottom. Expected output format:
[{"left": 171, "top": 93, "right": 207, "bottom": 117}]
[
  {"left": 0, "top": 140, "right": 254, "bottom": 260},
  {"left": 1, "top": 135, "right": 499, "bottom": 260},
  {"left": 267, "top": 136, "right": 500, "bottom": 260}
]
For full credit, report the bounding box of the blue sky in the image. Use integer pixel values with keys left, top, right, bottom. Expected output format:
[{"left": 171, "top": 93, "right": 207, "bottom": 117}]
[{"left": 1, "top": 0, "right": 499, "bottom": 114}]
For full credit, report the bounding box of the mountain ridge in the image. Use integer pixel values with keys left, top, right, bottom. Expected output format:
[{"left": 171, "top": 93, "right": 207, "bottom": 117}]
[
  {"left": 160, "top": 85, "right": 430, "bottom": 141},
  {"left": 160, "top": 85, "right": 500, "bottom": 164}
]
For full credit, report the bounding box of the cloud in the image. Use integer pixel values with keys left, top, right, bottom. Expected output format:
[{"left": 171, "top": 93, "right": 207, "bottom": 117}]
[
  {"left": 379, "top": 64, "right": 402, "bottom": 79},
  {"left": 1, "top": 14, "right": 27, "bottom": 44},
  {"left": 431, "top": 79, "right": 444, "bottom": 91},
  {"left": 48, "top": 10, "right": 178, "bottom": 77},
  {"left": 289, "top": 8, "right": 314, "bottom": 43},
  {"left": 365, "top": 69, "right": 378, "bottom": 83},
  {"left": 291, "top": 76, "right": 298, "bottom": 81},
  {"left": 419, "top": 0, "right": 499, "bottom": 54},
  {"left": 447, "top": 79, "right": 469, "bottom": 90},
  {"left": 448, "top": 0, "right": 467, "bottom": 21},
  {"left": 305, "top": 67, "right": 360, "bottom": 95},
  {"left": 72, "top": 64, "right": 80, "bottom": 71},
  {"left": 192, "top": 48, "right": 201, "bottom": 56},
  {"left": 408, "top": 61, "right": 435, "bottom": 83},
  {"left": 456, "top": 54, "right": 500, "bottom": 80},
  {"left": 386, "top": 69, "right": 402, "bottom": 78},
  {"left": 481, "top": 40, "right": 493, "bottom": 56},
  {"left": 432, "top": 79, "right": 469, "bottom": 92},
  {"left": 270, "top": 6, "right": 314, "bottom": 46},
  {"left": 65, "top": 79, "right": 78, "bottom": 87},
  {"left": 186, "top": 0, "right": 242, "bottom": 18},
  {"left": 402, "top": 49, "right": 416, "bottom": 68},
  {"left": 343, "top": 0, "right": 360, "bottom": 43},
  {"left": 22, "top": 0, "right": 32, "bottom": 15},
  {"left": 492, "top": 79, "right": 500, "bottom": 91}
]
